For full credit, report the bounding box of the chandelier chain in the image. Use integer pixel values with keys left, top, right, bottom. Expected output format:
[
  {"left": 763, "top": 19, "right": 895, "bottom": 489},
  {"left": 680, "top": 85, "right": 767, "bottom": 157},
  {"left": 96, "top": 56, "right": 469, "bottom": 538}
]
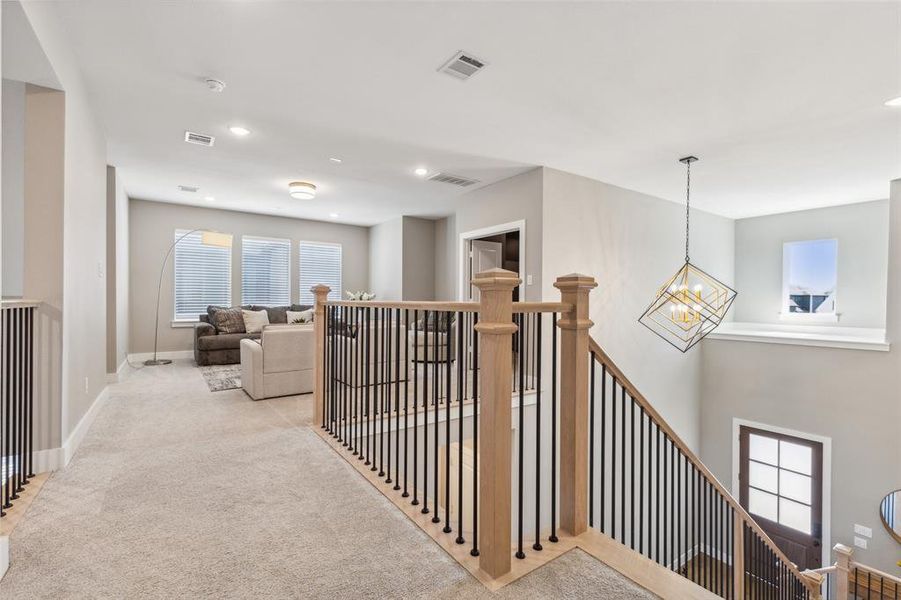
[{"left": 685, "top": 159, "right": 691, "bottom": 263}]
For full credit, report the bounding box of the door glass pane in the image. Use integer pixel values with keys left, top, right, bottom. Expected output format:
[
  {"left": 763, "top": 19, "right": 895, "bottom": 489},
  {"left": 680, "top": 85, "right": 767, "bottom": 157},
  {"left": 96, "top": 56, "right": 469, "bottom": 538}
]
[
  {"left": 749, "top": 488, "right": 779, "bottom": 522},
  {"left": 749, "top": 461, "right": 778, "bottom": 494},
  {"left": 779, "top": 497, "right": 812, "bottom": 534},
  {"left": 779, "top": 441, "right": 812, "bottom": 475},
  {"left": 749, "top": 433, "right": 778, "bottom": 466},
  {"left": 779, "top": 470, "right": 812, "bottom": 504}
]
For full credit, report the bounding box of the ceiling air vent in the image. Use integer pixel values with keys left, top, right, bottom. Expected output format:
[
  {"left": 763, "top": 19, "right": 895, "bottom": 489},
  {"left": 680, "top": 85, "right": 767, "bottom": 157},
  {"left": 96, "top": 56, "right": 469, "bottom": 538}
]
[
  {"left": 178, "top": 185, "right": 199, "bottom": 193},
  {"left": 438, "top": 51, "right": 487, "bottom": 80},
  {"left": 428, "top": 172, "right": 479, "bottom": 187},
  {"left": 184, "top": 130, "right": 215, "bottom": 147}
]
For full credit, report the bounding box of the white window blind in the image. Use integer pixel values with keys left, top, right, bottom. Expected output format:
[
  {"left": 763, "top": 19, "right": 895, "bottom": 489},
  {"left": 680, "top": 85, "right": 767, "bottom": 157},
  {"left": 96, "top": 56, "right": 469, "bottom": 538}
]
[
  {"left": 242, "top": 236, "right": 291, "bottom": 306},
  {"left": 174, "top": 229, "right": 232, "bottom": 320},
  {"left": 299, "top": 242, "right": 342, "bottom": 304}
]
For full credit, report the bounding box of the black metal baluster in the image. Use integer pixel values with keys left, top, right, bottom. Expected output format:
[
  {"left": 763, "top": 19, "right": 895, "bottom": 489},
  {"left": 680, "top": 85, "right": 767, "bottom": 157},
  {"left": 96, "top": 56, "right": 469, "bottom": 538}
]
[
  {"left": 630, "top": 396, "right": 635, "bottom": 551},
  {"left": 403, "top": 309, "right": 410, "bottom": 497},
  {"left": 516, "top": 312, "right": 526, "bottom": 559},
  {"left": 533, "top": 312, "right": 542, "bottom": 551},
  {"left": 663, "top": 431, "right": 669, "bottom": 568},
  {"left": 549, "top": 314, "right": 558, "bottom": 544},
  {"left": 381, "top": 308, "right": 388, "bottom": 478},
  {"left": 421, "top": 311, "right": 429, "bottom": 515},
  {"left": 432, "top": 311, "right": 440, "bottom": 523},
  {"left": 470, "top": 314, "right": 480, "bottom": 557},
  {"left": 612, "top": 375, "right": 617, "bottom": 541},
  {"left": 365, "top": 308, "right": 372, "bottom": 466},
  {"left": 393, "top": 308, "right": 401, "bottom": 489},
  {"left": 2, "top": 309, "right": 9, "bottom": 510},
  {"left": 656, "top": 422, "right": 661, "bottom": 562},
  {"left": 639, "top": 405, "right": 645, "bottom": 556},
  {"left": 412, "top": 310, "right": 420, "bottom": 506},
  {"left": 342, "top": 306, "right": 348, "bottom": 446},
  {"left": 600, "top": 363, "right": 607, "bottom": 535},
  {"left": 620, "top": 385, "right": 626, "bottom": 545},
  {"left": 455, "top": 311, "right": 465, "bottom": 543},
  {"left": 443, "top": 312, "right": 452, "bottom": 534},
  {"left": 589, "top": 352, "right": 595, "bottom": 528}
]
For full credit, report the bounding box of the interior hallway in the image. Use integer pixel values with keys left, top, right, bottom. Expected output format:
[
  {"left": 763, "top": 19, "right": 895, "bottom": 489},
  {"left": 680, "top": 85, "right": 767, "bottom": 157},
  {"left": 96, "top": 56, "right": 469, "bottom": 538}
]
[{"left": 0, "top": 360, "right": 653, "bottom": 599}]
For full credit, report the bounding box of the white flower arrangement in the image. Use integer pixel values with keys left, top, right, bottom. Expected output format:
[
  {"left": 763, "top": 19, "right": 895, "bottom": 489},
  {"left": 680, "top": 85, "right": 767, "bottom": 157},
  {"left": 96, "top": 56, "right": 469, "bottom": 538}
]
[{"left": 345, "top": 290, "right": 376, "bottom": 301}]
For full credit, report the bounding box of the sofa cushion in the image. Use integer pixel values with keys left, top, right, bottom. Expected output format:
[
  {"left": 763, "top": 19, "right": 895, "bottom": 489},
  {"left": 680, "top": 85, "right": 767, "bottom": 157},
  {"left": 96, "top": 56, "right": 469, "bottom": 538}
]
[
  {"left": 197, "top": 332, "right": 260, "bottom": 351},
  {"left": 207, "top": 305, "right": 248, "bottom": 333},
  {"left": 242, "top": 309, "right": 270, "bottom": 333}
]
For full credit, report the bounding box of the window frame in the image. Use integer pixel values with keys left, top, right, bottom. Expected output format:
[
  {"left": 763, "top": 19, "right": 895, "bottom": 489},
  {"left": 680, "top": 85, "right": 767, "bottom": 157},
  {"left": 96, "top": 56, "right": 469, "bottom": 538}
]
[
  {"left": 298, "top": 240, "right": 342, "bottom": 304},
  {"left": 240, "top": 234, "right": 292, "bottom": 307},
  {"left": 780, "top": 238, "right": 839, "bottom": 323},
  {"left": 172, "top": 229, "right": 233, "bottom": 322}
]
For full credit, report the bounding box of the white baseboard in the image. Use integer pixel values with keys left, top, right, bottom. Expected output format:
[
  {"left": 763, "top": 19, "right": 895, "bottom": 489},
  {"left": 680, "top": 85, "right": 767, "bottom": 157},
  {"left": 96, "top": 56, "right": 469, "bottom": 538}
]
[
  {"left": 106, "top": 358, "right": 128, "bottom": 383},
  {"left": 127, "top": 350, "right": 193, "bottom": 362},
  {"left": 28, "top": 386, "right": 111, "bottom": 475},
  {"left": 0, "top": 535, "right": 8, "bottom": 580}
]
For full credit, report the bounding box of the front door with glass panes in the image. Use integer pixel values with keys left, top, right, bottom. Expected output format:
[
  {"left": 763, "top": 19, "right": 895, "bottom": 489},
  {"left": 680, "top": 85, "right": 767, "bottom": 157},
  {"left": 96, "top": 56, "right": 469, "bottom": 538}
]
[{"left": 738, "top": 426, "right": 823, "bottom": 569}]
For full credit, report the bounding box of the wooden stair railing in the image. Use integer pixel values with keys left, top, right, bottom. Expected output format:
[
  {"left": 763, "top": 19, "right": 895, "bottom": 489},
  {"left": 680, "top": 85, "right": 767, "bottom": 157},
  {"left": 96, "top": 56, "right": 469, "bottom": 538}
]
[
  {"left": 588, "top": 337, "right": 822, "bottom": 598},
  {"left": 310, "top": 271, "right": 825, "bottom": 597}
]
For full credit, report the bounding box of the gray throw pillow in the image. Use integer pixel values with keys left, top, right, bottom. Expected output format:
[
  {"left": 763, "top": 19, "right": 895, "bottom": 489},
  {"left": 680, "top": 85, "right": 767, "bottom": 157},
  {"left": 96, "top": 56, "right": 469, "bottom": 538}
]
[{"left": 210, "top": 307, "right": 245, "bottom": 334}]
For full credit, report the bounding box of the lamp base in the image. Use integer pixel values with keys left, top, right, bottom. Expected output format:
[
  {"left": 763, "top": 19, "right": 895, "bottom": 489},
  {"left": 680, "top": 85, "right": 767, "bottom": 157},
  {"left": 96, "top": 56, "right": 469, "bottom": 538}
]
[{"left": 144, "top": 358, "right": 172, "bottom": 366}]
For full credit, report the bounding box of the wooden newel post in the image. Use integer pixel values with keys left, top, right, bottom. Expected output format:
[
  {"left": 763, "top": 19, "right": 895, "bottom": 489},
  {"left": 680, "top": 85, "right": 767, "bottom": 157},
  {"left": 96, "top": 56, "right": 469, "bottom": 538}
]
[
  {"left": 834, "top": 543, "right": 853, "bottom": 600},
  {"left": 312, "top": 284, "right": 331, "bottom": 427},
  {"left": 554, "top": 273, "right": 597, "bottom": 537},
  {"left": 473, "top": 268, "right": 520, "bottom": 579},
  {"left": 733, "top": 513, "right": 746, "bottom": 598}
]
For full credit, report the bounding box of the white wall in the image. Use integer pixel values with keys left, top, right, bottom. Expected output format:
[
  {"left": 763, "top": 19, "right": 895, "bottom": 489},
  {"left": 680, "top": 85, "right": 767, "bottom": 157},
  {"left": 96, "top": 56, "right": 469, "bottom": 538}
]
[
  {"left": 106, "top": 165, "right": 128, "bottom": 374},
  {"left": 1, "top": 78, "right": 24, "bottom": 297},
  {"left": 368, "top": 217, "right": 403, "bottom": 301},
  {"left": 541, "top": 167, "right": 735, "bottom": 451},
  {"left": 129, "top": 199, "right": 370, "bottom": 353},
  {"left": 21, "top": 0, "right": 110, "bottom": 444},
  {"left": 733, "top": 200, "right": 889, "bottom": 328}
]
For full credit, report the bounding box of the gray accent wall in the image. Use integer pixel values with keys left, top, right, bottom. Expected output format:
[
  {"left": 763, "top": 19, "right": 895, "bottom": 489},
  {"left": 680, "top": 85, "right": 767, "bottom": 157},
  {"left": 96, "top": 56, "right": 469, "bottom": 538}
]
[
  {"left": 401, "top": 216, "right": 435, "bottom": 301},
  {"left": 129, "top": 199, "right": 369, "bottom": 353},
  {"left": 700, "top": 186, "right": 901, "bottom": 573},
  {"left": 541, "top": 167, "right": 735, "bottom": 451},
  {"left": 733, "top": 200, "right": 889, "bottom": 328}
]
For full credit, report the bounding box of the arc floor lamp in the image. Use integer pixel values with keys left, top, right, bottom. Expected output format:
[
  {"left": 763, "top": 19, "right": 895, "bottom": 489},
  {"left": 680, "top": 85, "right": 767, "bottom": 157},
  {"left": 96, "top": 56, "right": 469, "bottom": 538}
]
[{"left": 146, "top": 229, "right": 232, "bottom": 366}]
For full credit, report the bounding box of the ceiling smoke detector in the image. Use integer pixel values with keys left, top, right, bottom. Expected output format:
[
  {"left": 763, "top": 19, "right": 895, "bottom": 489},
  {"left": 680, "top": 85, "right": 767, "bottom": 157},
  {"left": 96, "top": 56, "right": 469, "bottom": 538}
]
[
  {"left": 428, "top": 172, "right": 479, "bottom": 187},
  {"left": 289, "top": 181, "right": 317, "bottom": 200},
  {"left": 438, "top": 51, "right": 487, "bottom": 81},
  {"left": 184, "top": 131, "right": 215, "bottom": 147},
  {"left": 205, "top": 78, "right": 226, "bottom": 93}
]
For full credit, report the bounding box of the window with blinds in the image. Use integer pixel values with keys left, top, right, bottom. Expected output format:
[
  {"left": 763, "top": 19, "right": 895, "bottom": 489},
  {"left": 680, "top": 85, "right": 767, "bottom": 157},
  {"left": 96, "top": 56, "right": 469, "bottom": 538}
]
[
  {"left": 298, "top": 242, "right": 342, "bottom": 303},
  {"left": 242, "top": 236, "right": 291, "bottom": 306},
  {"left": 173, "top": 229, "right": 232, "bottom": 320}
]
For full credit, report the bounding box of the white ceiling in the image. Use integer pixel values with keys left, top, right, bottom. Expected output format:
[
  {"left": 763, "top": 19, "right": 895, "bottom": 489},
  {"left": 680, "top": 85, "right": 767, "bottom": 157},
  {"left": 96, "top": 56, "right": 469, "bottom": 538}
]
[{"left": 46, "top": 1, "right": 900, "bottom": 223}]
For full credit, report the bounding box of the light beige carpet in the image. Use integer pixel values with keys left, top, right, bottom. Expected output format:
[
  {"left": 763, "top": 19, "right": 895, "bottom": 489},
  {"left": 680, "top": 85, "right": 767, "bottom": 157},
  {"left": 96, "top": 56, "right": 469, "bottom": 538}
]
[{"left": 0, "top": 360, "right": 655, "bottom": 599}]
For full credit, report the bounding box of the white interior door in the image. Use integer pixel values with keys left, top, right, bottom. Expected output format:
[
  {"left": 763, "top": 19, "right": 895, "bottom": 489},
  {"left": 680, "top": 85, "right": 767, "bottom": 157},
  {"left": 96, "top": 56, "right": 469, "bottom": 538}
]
[{"left": 469, "top": 239, "right": 503, "bottom": 301}]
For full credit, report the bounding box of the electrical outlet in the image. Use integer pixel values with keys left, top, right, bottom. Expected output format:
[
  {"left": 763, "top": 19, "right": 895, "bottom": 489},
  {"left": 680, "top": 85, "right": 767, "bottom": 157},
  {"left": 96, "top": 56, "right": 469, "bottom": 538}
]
[
  {"left": 854, "top": 536, "right": 868, "bottom": 550},
  {"left": 854, "top": 524, "right": 872, "bottom": 538},
  {"left": 526, "top": 274, "right": 533, "bottom": 285},
  {"left": 84, "top": 377, "right": 89, "bottom": 394}
]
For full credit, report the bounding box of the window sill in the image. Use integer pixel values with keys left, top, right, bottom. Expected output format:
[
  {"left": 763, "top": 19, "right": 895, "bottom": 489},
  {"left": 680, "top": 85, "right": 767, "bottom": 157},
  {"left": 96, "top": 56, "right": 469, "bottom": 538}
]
[
  {"left": 707, "top": 322, "right": 889, "bottom": 352},
  {"left": 170, "top": 320, "right": 198, "bottom": 328},
  {"left": 778, "top": 312, "right": 839, "bottom": 324}
]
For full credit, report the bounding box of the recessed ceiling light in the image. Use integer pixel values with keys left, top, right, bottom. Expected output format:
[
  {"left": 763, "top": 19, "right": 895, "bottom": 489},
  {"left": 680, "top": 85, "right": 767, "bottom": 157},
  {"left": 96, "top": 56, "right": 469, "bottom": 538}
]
[
  {"left": 329, "top": 213, "right": 339, "bottom": 218},
  {"left": 204, "top": 196, "right": 215, "bottom": 202},
  {"left": 228, "top": 125, "right": 251, "bottom": 136},
  {"left": 414, "top": 167, "right": 429, "bottom": 177},
  {"left": 885, "top": 96, "right": 901, "bottom": 107},
  {"left": 329, "top": 157, "right": 342, "bottom": 163},
  {"left": 205, "top": 78, "right": 226, "bottom": 93},
  {"left": 289, "top": 181, "right": 317, "bottom": 200}
]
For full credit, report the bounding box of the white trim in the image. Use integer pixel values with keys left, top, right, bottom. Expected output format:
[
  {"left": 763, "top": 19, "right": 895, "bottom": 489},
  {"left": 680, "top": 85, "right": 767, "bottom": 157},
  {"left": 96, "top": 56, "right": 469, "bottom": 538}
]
[
  {"left": 27, "top": 387, "right": 112, "bottom": 475},
  {"left": 731, "top": 418, "right": 832, "bottom": 571},
  {"left": 779, "top": 312, "right": 840, "bottom": 324},
  {"left": 0, "top": 535, "right": 8, "bottom": 580},
  {"left": 106, "top": 358, "right": 128, "bottom": 383},
  {"left": 170, "top": 319, "right": 197, "bottom": 328},
  {"left": 128, "top": 350, "right": 194, "bottom": 362},
  {"left": 708, "top": 322, "right": 889, "bottom": 352},
  {"left": 458, "top": 219, "right": 526, "bottom": 301}
]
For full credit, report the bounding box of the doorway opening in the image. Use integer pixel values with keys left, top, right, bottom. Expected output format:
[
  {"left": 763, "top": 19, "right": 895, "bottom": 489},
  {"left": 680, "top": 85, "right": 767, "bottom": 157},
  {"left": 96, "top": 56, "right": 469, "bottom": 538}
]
[{"left": 458, "top": 220, "right": 525, "bottom": 301}]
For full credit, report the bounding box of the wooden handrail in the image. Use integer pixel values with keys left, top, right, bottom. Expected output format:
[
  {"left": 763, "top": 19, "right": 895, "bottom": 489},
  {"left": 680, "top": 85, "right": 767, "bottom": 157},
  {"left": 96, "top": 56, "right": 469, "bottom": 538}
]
[
  {"left": 588, "top": 336, "right": 820, "bottom": 597},
  {"left": 323, "top": 299, "right": 573, "bottom": 314}
]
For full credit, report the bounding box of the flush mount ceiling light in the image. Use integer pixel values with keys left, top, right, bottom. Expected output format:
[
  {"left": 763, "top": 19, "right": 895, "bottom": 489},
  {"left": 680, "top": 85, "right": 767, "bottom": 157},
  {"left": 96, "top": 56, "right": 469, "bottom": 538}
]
[
  {"left": 414, "top": 167, "right": 429, "bottom": 177},
  {"left": 289, "top": 181, "right": 317, "bottom": 200},
  {"left": 228, "top": 125, "right": 251, "bottom": 136},
  {"left": 329, "top": 213, "right": 339, "bottom": 218},
  {"left": 329, "top": 157, "right": 343, "bottom": 163},
  {"left": 204, "top": 196, "right": 215, "bottom": 202},
  {"left": 885, "top": 96, "right": 901, "bottom": 107},
  {"left": 638, "top": 156, "right": 737, "bottom": 353}
]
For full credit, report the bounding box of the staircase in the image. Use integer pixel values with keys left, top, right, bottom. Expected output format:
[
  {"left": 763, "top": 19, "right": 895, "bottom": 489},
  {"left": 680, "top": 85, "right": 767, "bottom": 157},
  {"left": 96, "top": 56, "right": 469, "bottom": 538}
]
[{"left": 310, "top": 270, "right": 826, "bottom": 598}]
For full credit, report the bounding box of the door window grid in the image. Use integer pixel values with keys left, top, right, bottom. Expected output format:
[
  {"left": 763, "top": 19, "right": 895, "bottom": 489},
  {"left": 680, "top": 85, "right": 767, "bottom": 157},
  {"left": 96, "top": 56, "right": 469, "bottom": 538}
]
[{"left": 747, "top": 434, "right": 813, "bottom": 535}]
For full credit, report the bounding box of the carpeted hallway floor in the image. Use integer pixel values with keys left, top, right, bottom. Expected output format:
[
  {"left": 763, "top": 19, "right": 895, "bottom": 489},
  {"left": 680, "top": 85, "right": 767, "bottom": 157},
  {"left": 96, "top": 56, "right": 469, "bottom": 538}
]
[{"left": 0, "top": 360, "right": 654, "bottom": 599}]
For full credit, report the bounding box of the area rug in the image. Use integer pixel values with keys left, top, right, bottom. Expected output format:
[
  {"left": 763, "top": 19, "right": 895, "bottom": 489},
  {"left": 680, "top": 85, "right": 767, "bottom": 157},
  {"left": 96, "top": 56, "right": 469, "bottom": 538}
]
[{"left": 198, "top": 365, "right": 242, "bottom": 392}]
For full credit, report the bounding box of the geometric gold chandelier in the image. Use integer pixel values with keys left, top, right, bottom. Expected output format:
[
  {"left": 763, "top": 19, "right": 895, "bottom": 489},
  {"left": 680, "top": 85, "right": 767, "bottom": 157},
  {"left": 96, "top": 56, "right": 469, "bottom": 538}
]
[{"left": 638, "top": 156, "right": 737, "bottom": 352}]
